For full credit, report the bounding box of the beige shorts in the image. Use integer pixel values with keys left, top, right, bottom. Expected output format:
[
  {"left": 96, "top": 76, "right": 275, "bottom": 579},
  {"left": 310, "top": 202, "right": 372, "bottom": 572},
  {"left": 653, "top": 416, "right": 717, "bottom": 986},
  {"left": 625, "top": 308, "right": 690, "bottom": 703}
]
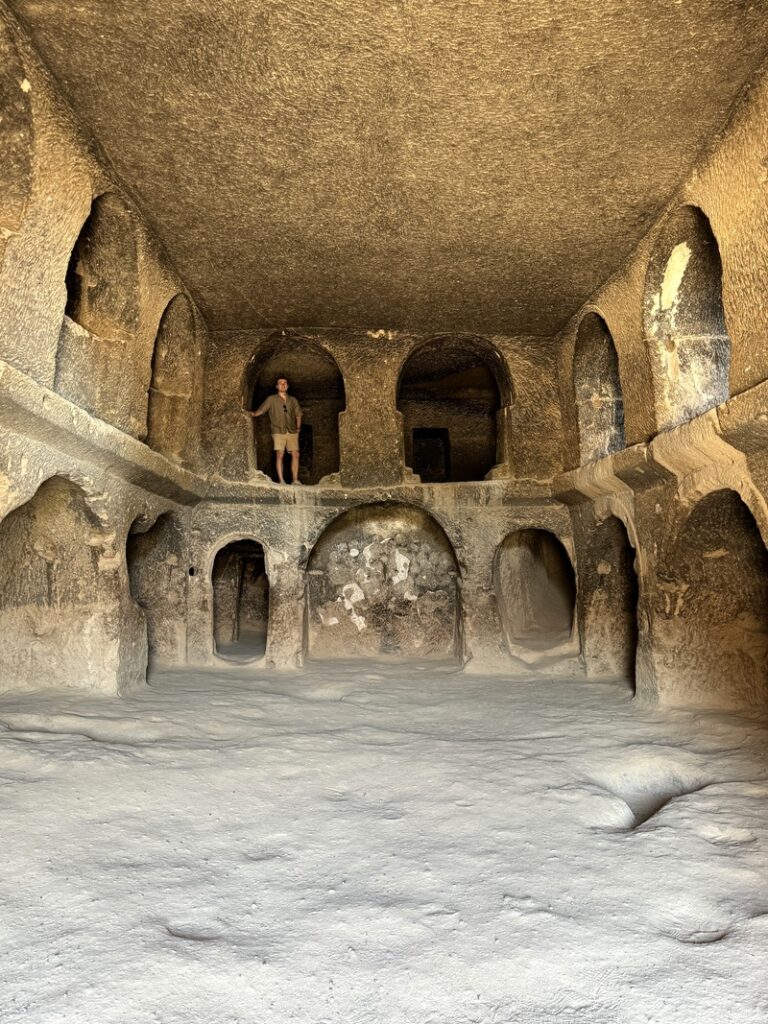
[{"left": 272, "top": 432, "right": 299, "bottom": 453}]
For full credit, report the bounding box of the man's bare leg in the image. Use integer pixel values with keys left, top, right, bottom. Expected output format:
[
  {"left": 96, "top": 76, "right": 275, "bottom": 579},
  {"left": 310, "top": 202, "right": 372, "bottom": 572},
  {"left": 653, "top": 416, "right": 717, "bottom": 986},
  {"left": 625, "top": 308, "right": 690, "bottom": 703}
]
[
  {"left": 291, "top": 450, "right": 301, "bottom": 484},
  {"left": 275, "top": 450, "right": 286, "bottom": 484}
]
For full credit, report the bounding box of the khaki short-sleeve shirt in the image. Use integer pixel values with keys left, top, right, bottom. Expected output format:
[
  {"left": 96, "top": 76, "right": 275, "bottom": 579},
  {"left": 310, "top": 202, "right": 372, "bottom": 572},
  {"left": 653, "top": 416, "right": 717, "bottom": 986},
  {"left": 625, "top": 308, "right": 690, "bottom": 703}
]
[{"left": 257, "top": 393, "right": 302, "bottom": 433}]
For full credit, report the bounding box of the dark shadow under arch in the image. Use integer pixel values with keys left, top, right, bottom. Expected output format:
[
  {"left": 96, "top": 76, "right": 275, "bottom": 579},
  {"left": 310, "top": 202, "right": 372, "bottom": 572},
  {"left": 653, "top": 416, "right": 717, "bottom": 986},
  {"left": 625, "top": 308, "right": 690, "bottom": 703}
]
[
  {"left": 397, "top": 336, "right": 509, "bottom": 482},
  {"left": 306, "top": 502, "right": 461, "bottom": 660}
]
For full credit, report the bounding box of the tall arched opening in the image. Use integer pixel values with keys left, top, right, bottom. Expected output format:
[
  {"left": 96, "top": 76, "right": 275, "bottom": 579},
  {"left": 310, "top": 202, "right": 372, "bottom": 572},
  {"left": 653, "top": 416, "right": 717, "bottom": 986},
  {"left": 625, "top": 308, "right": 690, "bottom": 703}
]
[
  {"left": 397, "top": 337, "right": 510, "bottom": 482},
  {"left": 127, "top": 513, "right": 187, "bottom": 672},
  {"left": 247, "top": 336, "right": 345, "bottom": 485},
  {"left": 306, "top": 503, "right": 461, "bottom": 661},
  {"left": 644, "top": 205, "right": 730, "bottom": 429},
  {"left": 581, "top": 516, "right": 638, "bottom": 684},
  {"left": 656, "top": 490, "right": 768, "bottom": 708},
  {"left": 147, "top": 294, "right": 200, "bottom": 464},
  {"left": 573, "top": 313, "right": 625, "bottom": 464},
  {"left": 0, "top": 477, "right": 124, "bottom": 692},
  {"left": 212, "top": 540, "right": 270, "bottom": 662},
  {"left": 56, "top": 192, "right": 142, "bottom": 430},
  {"left": 495, "top": 529, "right": 576, "bottom": 652}
]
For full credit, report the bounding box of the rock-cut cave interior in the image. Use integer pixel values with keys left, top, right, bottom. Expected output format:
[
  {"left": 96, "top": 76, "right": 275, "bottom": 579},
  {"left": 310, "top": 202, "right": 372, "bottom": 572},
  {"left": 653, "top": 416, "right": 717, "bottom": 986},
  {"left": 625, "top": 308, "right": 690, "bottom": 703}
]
[{"left": 1, "top": 3, "right": 767, "bottom": 1021}]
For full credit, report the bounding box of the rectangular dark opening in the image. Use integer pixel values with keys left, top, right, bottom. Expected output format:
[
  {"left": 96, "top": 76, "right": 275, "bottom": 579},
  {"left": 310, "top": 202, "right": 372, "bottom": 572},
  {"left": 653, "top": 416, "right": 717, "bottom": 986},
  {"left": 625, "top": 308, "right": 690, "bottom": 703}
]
[
  {"left": 299, "top": 423, "right": 314, "bottom": 480},
  {"left": 412, "top": 427, "right": 450, "bottom": 483}
]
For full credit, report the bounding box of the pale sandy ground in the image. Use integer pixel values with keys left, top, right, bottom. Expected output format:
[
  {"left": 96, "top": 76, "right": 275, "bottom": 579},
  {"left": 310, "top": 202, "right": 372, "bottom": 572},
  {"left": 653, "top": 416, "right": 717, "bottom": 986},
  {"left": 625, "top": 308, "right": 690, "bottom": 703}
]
[{"left": 0, "top": 662, "right": 766, "bottom": 1024}]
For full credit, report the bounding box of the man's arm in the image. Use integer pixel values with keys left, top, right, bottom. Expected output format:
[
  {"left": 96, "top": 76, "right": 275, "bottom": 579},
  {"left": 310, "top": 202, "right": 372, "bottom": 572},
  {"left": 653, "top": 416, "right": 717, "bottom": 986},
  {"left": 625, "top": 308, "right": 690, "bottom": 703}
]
[{"left": 245, "top": 396, "right": 271, "bottom": 418}]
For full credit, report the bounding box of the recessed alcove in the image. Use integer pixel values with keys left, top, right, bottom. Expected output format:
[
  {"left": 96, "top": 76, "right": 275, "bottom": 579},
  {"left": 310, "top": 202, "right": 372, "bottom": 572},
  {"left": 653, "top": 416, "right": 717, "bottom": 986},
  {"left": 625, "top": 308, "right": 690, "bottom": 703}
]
[
  {"left": 306, "top": 503, "right": 461, "bottom": 661},
  {"left": 398, "top": 337, "right": 509, "bottom": 482},
  {"left": 644, "top": 205, "right": 730, "bottom": 429},
  {"left": 0, "top": 477, "right": 115, "bottom": 691},
  {"left": 586, "top": 516, "right": 639, "bottom": 684},
  {"left": 146, "top": 294, "right": 200, "bottom": 464},
  {"left": 246, "top": 337, "right": 345, "bottom": 485},
  {"left": 212, "top": 540, "right": 270, "bottom": 662},
  {"left": 495, "top": 529, "right": 576, "bottom": 652},
  {"left": 573, "top": 313, "right": 625, "bottom": 465},
  {"left": 657, "top": 489, "right": 768, "bottom": 707}
]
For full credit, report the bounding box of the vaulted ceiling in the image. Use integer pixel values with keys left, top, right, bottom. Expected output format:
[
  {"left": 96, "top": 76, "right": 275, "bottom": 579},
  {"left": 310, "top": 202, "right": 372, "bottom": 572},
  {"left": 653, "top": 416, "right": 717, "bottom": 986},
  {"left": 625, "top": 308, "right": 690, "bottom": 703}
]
[{"left": 10, "top": 0, "right": 768, "bottom": 334}]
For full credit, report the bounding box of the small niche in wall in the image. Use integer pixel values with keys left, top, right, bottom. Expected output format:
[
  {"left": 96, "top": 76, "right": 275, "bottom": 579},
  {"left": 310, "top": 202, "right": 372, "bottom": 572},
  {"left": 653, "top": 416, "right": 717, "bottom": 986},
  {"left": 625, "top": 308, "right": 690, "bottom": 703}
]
[
  {"left": 495, "top": 529, "right": 576, "bottom": 651},
  {"left": 212, "top": 540, "right": 269, "bottom": 662},
  {"left": 412, "top": 427, "right": 451, "bottom": 483}
]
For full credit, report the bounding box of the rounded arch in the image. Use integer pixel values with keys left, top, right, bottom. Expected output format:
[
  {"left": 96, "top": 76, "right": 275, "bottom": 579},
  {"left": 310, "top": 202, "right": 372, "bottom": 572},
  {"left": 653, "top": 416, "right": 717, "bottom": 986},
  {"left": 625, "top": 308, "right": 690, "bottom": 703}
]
[
  {"left": 0, "top": 22, "right": 33, "bottom": 272},
  {"left": 494, "top": 528, "right": 576, "bottom": 652},
  {"left": 397, "top": 335, "right": 510, "bottom": 483},
  {"left": 210, "top": 537, "right": 270, "bottom": 663},
  {"left": 573, "top": 312, "right": 625, "bottom": 464},
  {"left": 644, "top": 204, "right": 730, "bottom": 429},
  {"left": 146, "top": 293, "right": 200, "bottom": 463},
  {"left": 245, "top": 333, "right": 346, "bottom": 485},
  {"left": 582, "top": 514, "right": 638, "bottom": 685},
  {"left": 655, "top": 488, "right": 768, "bottom": 709},
  {"left": 63, "top": 191, "right": 140, "bottom": 340},
  {"left": 306, "top": 501, "right": 461, "bottom": 660},
  {"left": 0, "top": 475, "right": 123, "bottom": 692}
]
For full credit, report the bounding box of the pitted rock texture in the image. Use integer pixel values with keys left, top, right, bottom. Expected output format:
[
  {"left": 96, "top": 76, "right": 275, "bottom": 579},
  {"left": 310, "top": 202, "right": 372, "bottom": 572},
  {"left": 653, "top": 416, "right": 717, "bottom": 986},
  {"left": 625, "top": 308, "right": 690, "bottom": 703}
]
[
  {"left": 307, "top": 505, "right": 459, "bottom": 660},
  {"left": 8, "top": 0, "right": 768, "bottom": 333}
]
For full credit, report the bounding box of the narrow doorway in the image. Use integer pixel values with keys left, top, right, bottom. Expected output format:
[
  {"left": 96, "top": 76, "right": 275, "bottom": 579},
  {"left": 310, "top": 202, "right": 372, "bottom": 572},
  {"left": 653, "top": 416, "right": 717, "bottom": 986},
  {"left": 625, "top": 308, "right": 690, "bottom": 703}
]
[{"left": 212, "top": 540, "right": 269, "bottom": 661}]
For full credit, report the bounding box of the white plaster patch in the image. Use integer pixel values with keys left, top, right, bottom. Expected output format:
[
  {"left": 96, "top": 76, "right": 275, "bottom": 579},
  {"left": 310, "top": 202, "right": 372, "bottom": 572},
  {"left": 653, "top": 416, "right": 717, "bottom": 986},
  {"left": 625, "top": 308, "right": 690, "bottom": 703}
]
[
  {"left": 20, "top": 78, "right": 31, "bottom": 93},
  {"left": 596, "top": 561, "right": 612, "bottom": 575},
  {"left": 341, "top": 582, "right": 366, "bottom": 632},
  {"left": 703, "top": 548, "right": 729, "bottom": 559},
  {"left": 660, "top": 242, "right": 691, "bottom": 312},
  {"left": 391, "top": 549, "right": 410, "bottom": 585}
]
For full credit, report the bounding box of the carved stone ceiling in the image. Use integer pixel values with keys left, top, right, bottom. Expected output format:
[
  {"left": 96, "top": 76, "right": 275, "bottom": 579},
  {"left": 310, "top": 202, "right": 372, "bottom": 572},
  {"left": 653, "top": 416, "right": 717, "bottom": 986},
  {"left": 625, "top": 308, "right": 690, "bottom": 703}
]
[{"left": 9, "top": 0, "right": 768, "bottom": 334}]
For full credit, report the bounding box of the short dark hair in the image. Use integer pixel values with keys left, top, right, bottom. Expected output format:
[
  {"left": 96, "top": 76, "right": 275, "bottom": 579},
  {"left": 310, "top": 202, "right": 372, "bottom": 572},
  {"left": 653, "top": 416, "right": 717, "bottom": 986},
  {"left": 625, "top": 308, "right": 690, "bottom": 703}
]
[{"left": 276, "top": 376, "right": 288, "bottom": 384}]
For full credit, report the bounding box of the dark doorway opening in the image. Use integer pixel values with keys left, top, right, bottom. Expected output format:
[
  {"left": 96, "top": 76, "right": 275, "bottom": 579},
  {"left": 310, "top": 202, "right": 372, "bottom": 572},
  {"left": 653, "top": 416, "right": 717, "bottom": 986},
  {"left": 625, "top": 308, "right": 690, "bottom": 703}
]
[
  {"left": 412, "top": 427, "right": 451, "bottom": 483},
  {"left": 212, "top": 540, "right": 269, "bottom": 662}
]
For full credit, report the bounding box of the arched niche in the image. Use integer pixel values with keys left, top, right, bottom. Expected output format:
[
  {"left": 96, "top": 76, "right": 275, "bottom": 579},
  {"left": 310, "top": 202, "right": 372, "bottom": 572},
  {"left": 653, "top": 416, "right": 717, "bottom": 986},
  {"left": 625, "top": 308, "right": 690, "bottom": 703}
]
[
  {"left": 495, "top": 529, "right": 576, "bottom": 651},
  {"left": 0, "top": 24, "right": 33, "bottom": 273},
  {"left": 657, "top": 490, "right": 768, "bottom": 708},
  {"left": 583, "top": 516, "right": 638, "bottom": 685},
  {"left": 127, "top": 512, "right": 186, "bottom": 671},
  {"left": 306, "top": 503, "right": 461, "bottom": 661},
  {"left": 246, "top": 336, "right": 346, "bottom": 485},
  {"left": 147, "top": 294, "right": 200, "bottom": 464},
  {"left": 56, "top": 193, "right": 142, "bottom": 426},
  {"left": 644, "top": 205, "right": 730, "bottom": 429},
  {"left": 573, "top": 313, "right": 625, "bottom": 464},
  {"left": 397, "top": 336, "right": 510, "bottom": 482},
  {"left": 0, "top": 477, "right": 120, "bottom": 692},
  {"left": 212, "top": 539, "right": 270, "bottom": 662}
]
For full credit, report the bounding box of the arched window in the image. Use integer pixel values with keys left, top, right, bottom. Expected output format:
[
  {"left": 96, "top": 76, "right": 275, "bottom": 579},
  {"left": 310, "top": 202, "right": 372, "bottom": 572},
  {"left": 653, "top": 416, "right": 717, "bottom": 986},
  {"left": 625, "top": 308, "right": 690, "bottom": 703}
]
[
  {"left": 212, "top": 540, "right": 269, "bottom": 662},
  {"left": 306, "top": 503, "right": 461, "bottom": 660},
  {"left": 644, "top": 205, "right": 730, "bottom": 429},
  {"left": 247, "top": 336, "right": 345, "bottom": 485},
  {"left": 147, "top": 294, "right": 200, "bottom": 464},
  {"left": 397, "top": 337, "right": 510, "bottom": 482},
  {"left": 495, "top": 529, "right": 576, "bottom": 651},
  {"left": 573, "top": 313, "right": 625, "bottom": 464},
  {"left": 656, "top": 490, "right": 768, "bottom": 708}
]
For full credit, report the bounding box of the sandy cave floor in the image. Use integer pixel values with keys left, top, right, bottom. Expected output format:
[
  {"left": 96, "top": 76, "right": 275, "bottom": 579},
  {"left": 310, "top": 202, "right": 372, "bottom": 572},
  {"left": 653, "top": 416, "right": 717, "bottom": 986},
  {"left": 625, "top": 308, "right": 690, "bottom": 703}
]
[{"left": 0, "top": 662, "right": 767, "bottom": 1024}]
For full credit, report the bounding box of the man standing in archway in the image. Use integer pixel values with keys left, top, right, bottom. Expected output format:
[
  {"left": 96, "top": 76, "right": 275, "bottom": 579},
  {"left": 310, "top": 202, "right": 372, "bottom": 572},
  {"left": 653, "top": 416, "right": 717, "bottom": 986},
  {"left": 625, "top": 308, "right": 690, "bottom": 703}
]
[{"left": 246, "top": 377, "right": 303, "bottom": 485}]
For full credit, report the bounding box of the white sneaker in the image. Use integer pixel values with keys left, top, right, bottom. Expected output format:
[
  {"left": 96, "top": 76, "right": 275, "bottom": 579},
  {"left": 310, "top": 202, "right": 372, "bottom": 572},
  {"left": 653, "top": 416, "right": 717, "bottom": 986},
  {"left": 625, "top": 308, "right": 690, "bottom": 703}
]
[{"left": 292, "top": 480, "right": 303, "bottom": 486}]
